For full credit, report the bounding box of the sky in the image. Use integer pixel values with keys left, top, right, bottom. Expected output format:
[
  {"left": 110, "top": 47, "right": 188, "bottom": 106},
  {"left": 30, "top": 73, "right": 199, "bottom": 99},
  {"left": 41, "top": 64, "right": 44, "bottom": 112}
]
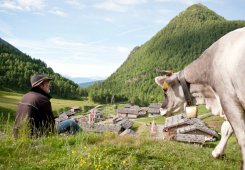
[{"left": 0, "top": 0, "right": 245, "bottom": 82}]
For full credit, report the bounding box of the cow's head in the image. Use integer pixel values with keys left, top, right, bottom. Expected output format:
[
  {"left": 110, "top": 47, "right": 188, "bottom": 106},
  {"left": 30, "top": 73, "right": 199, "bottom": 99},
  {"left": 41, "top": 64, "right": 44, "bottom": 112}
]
[
  {"left": 155, "top": 71, "right": 224, "bottom": 117},
  {"left": 155, "top": 72, "right": 186, "bottom": 116}
]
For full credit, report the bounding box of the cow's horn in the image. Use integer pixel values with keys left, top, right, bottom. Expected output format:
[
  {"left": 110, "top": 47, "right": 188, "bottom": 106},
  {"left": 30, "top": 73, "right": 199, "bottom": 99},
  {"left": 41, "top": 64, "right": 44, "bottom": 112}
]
[{"left": 156, "top": 69, "right": 173, "bottom": 76}]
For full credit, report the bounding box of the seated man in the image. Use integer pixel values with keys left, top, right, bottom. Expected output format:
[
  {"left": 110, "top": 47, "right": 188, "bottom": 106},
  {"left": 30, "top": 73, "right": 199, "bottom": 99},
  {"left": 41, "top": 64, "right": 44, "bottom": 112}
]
[{"left": 13, "top": 73, "right": 80, "bottom": 138}]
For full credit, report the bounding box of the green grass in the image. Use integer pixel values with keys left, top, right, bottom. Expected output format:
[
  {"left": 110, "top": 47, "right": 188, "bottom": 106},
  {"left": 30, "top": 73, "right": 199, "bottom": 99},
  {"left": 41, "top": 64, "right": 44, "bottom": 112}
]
[
  {"left": 0, "top": 90, "right": 242, "bottom": 169},
  {"left": 0, "top": 130, "right": 241, "bottom": 170},
  {"left": 135, "top": 116, "right": 165, "bottom": 124}
]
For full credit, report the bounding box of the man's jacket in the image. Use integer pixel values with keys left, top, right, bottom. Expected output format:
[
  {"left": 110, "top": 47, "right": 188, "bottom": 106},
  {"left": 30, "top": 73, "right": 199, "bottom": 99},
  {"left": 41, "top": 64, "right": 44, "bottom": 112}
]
[{"left": 14, "top": 87, "right": 55, "bottom": 137}]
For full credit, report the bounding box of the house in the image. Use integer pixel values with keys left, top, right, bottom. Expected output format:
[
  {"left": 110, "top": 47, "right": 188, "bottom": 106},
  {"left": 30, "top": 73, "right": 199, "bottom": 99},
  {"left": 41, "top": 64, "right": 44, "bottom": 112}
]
[
  {"left": 70, "top": 107, "right": 81, "bottom": 113},
  {"left": 88, "top": 108, "right": 104, "bottom": 123},
  {"left": 117, "top": 105, "right": 147, "bottom": 119},
  {"left": 148, "top": 103, "right": 161, "bottom": 117},
  {"left": 162, "top": 114, "right": 219, "bottom": 143}
]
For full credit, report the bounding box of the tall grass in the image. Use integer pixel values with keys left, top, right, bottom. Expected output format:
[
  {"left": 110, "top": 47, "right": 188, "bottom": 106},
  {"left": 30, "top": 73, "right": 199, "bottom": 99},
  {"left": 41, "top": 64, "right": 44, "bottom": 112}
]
[{"left": 0, "top": 123, "right": 241, "bottom": 170}]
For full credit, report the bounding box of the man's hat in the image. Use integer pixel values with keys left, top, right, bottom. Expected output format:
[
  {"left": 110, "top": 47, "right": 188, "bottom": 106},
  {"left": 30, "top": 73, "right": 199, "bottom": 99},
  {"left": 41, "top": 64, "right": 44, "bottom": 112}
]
[{"left": 30, "top": 73, "right": 52, "bottom": 87}]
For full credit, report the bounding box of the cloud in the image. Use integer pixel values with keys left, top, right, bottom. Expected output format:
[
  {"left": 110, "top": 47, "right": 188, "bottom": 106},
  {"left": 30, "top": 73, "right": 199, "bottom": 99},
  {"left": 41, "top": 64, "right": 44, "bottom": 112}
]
[
  {"left": 0, "top": 0, "right": 67, "bottom": 17},
  {"left": 49, "top": 8, "right": 67, "bottom": 17},
  {"left": 94, "top": 1, "right": 127, "bottom": 12},
  {"left": 0, "top": 0, "right": 45, "bottom": 11},
  {"left": 94, "top": 0, "right": 147, "bottom": 12},
  {"left": 64, "top": 0, "right": 86, "bottom": 9}
]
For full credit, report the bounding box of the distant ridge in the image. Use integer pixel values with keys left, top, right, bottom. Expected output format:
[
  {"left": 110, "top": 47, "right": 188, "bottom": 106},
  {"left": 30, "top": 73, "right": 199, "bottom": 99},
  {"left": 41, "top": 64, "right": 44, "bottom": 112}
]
[
  {"left": 79, "top": 80, "right": 104, "bottom": 88},
  {"left": 88, "top": 4, "right": 245, "bottom": 105}
]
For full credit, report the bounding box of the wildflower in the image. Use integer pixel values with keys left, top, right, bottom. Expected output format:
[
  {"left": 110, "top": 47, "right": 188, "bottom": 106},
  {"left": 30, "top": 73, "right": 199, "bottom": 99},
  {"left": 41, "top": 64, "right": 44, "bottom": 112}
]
[
  {"left": 84, "top": 146, "right": 87, "bottom": 150},
  {"left": 94, "top": 146, "right": 98, "bottom": 150},
  {"left": 80, "top": 157, "right": 86, "bottom": 167},
  {"left": 71, "top": 150, "right": 76, "bottom": 154}
]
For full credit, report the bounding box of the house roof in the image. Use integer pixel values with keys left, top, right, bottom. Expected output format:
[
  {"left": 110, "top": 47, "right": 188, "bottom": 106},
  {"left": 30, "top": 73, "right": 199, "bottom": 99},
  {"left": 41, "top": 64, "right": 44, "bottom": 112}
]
[
  {"left": 177, "top": 124, "right": 219, "bottom": 138},
  {"left": 117, "top": 108, "right": 139, "bottom": 115},
  {"left": 163, "top": 114, "right": 187, "bottom": 129},
  {"left": 163, "top": 114, "right": 206, "bottom": 129},
  {"left": 117, "top": 105, "right": 146, "bottom": 116}
]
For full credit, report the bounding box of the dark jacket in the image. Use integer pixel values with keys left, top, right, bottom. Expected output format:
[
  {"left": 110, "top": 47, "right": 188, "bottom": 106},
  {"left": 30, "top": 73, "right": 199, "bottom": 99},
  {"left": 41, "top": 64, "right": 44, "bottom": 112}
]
[{"left": 14, "top": 87, "right": 55, "bottom": 137}]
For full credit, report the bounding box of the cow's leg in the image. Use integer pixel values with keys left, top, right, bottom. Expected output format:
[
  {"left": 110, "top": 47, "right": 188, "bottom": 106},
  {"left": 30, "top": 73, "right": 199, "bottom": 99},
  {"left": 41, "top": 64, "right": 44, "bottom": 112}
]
[
  {"left": 212, "top": 121, "right": 233, "bottom": 158},
  {"left": 220, "top": 97, "right": 245, "bottom": 169}
]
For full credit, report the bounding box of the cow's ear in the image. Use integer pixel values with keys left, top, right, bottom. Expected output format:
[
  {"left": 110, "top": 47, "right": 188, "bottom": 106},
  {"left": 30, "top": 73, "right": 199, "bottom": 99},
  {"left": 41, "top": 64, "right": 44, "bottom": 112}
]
[{"left": 155, "top": 76, "right": 166, "bottom": 87}]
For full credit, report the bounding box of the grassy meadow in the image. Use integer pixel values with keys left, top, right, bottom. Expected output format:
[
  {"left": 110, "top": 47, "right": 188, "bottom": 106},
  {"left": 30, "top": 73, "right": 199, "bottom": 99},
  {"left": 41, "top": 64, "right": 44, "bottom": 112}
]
[{"left": 0, "top": 90, "right": 241, "bottom": 170}]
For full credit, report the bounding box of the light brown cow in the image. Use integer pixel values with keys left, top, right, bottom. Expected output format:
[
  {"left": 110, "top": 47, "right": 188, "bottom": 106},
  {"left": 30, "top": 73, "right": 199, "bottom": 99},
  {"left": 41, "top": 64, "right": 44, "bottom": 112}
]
[{"left": 155, "top": 27, "right": 245, "bottom": 169}]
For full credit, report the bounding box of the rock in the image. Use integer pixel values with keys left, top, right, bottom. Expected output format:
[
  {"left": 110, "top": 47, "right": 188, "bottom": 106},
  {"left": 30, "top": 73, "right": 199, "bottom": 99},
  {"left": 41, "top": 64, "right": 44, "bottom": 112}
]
[{"left": 119, "top": 129, "right": 135, "bottom": 136}]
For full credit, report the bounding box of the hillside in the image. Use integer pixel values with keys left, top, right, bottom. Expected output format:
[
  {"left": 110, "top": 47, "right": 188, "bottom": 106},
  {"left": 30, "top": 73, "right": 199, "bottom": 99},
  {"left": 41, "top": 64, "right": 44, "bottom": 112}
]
[
  {"left": 88, "top": 4, "right": 245, "bottom": 105},
  {"left": 0, "top": 39, "right": 87, "bottom": 99}
]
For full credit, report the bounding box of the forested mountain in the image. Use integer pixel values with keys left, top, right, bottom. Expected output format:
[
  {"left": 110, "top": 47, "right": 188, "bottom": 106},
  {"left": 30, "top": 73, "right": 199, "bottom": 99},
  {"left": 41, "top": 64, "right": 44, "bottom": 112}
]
[
  {"left": 88, "top": 4, "right": 245, "bottom": 105},
  {"left": 0, "top": 38, "right": 87, "bottom": 99}
]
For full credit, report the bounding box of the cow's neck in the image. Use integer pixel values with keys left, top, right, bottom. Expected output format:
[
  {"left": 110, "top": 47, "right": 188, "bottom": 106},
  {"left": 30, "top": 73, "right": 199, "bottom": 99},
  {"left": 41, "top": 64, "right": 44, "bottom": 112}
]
[{"left": 183, "top": 51, "right": 211, "bottom": 84}]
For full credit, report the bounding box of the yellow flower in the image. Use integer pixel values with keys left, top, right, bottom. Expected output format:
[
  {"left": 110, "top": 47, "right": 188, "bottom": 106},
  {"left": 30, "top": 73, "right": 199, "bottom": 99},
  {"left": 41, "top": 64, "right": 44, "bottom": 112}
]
[
  {"left": 71, "top": 150, "right": 76, "bottom": 154},
  {"left": 80, "top": 160, "right": 86, "bottom": 167},
  {"left": 84, "top": 146, "right": 87, "bottom": 150},
  {"left": 80, "top": 157, "right": 86, "bottom": 165}
]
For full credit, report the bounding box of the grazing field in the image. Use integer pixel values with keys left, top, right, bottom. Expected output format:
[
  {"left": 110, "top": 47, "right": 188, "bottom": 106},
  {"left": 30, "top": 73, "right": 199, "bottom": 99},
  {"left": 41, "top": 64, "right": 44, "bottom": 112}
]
[{"left": 0, "top": 90, "right": 241, "bottom": 170}]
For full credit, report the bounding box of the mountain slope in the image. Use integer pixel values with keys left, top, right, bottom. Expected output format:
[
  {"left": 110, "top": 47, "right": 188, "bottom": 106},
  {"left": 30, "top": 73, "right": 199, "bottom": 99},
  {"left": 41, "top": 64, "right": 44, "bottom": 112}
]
[
  {"left": 88, "top": 4, "right": 245, "bottom": 105},
  {"left": 0, "top": 39, "right": 87, "bottom": 99}
]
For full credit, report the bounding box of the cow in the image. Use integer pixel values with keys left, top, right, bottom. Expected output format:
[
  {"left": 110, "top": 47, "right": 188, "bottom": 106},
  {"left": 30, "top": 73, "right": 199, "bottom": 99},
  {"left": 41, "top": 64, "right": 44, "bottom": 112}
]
[{"left": 155, "top": 27, "right": 245, "bottom": 169}]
